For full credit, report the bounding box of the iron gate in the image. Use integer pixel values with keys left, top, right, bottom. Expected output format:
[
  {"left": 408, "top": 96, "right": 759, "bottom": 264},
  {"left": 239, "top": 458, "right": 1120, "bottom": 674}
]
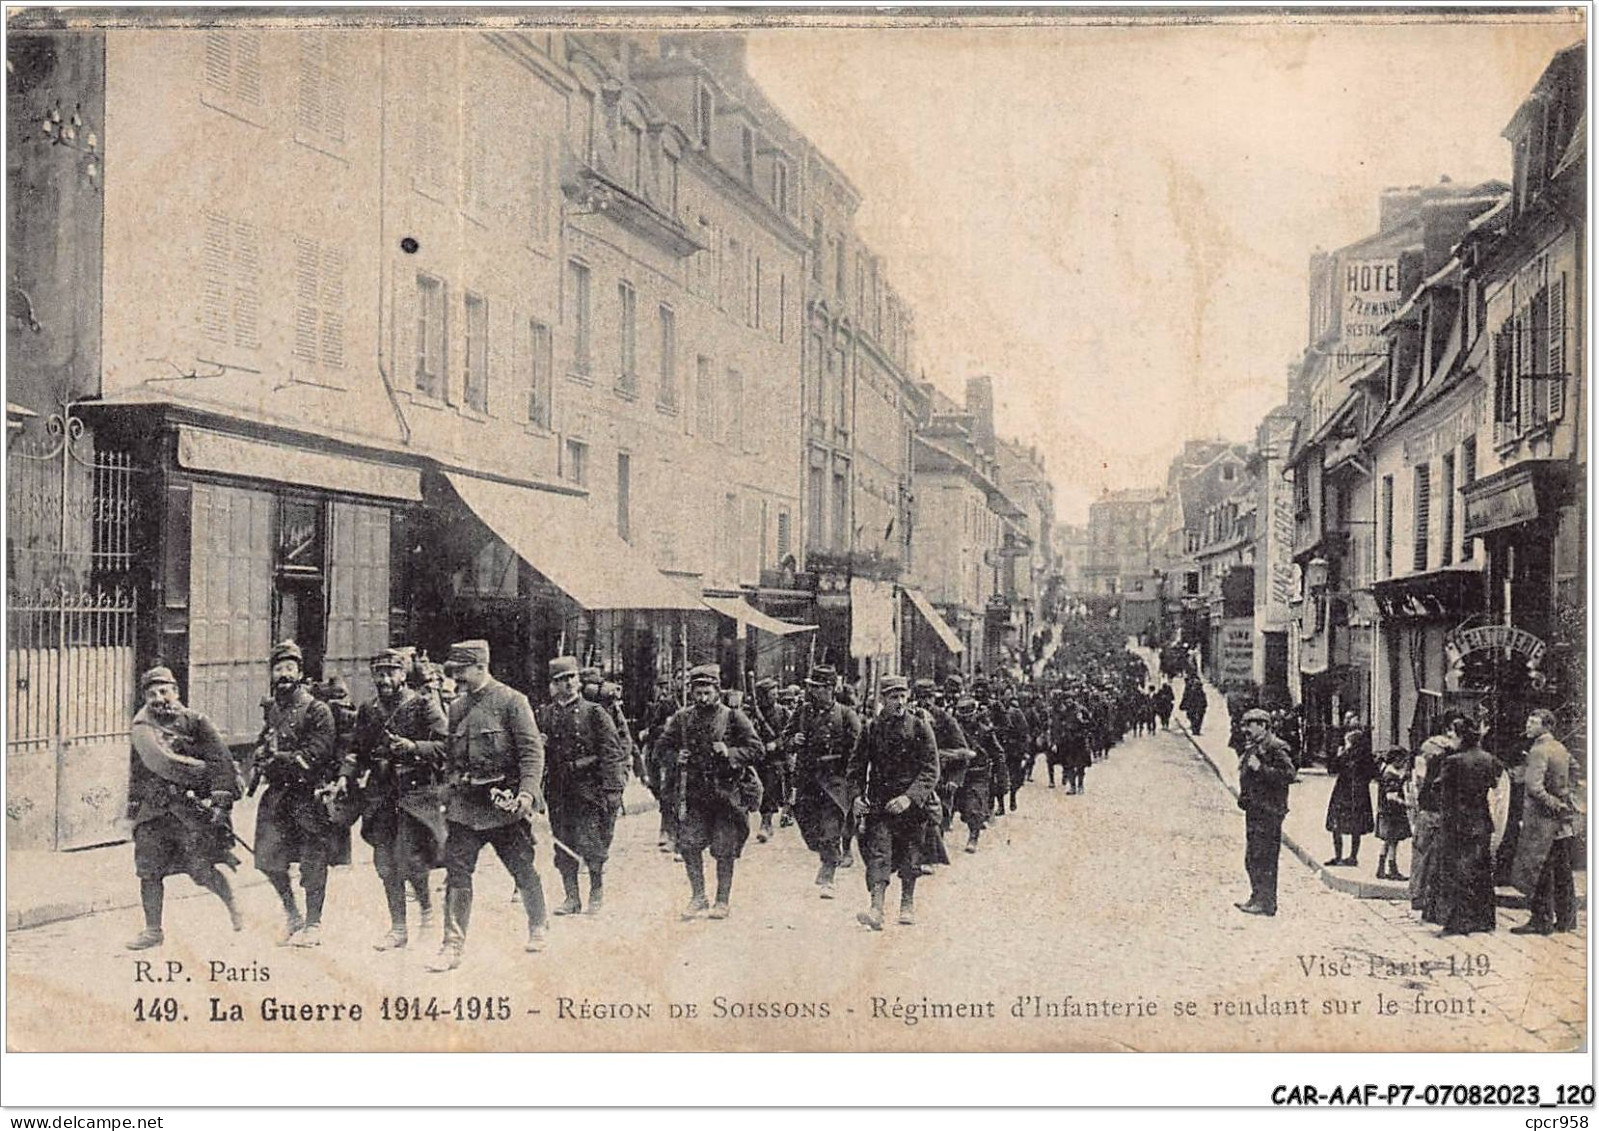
[{"left": 6, "top": 407, "right": 142, "bottom": 850}]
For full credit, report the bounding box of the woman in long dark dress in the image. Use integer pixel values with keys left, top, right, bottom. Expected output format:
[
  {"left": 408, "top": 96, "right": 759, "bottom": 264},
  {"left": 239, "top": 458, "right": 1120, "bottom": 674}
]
[
  {"left": 1432, "top": 716, "right": 1503, "bottom": 937},
  {"left": 1324, "top": 726, "right": 1376, "bottom": 866}
]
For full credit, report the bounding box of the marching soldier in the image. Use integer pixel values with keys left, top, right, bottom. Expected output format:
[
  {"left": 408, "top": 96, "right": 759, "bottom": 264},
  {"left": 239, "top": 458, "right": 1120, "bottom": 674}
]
[
  {"left": 598, "top": 675, "right": 646, "bottom": 784},
  {"left": 638, "top": 673, "right": 681, "bottom": 852},
  {"left": 657, "top": 665, "right": 764, "bottom": 920},
  {"left": 428, "top": 639, "right": 549, "bottom": 972},
  {"left": 337, "top": 649, "right": 449, "bottom": 952},
  {"left": 781, "top": 666, "right": 862, "bottom": 898},
  {"left": 748, "top": 676, "right": 787, "bottom": 844},
  {"left": 971, "top": 679, "right": 1013, "bottom": 820},
  {"left": 538, "top": 656, "right": 627, "bottom": 916},
  {"left": 913, "top": 678, "right": 965, "bottom": 866},
  {"left": 124, "top": 666, "right": 243, "bottom": 949},
  {"left": 952, "top": 695, "right": 1002, "bottom": 854},
  {"left": 253, "top": 640, "right": 343, "bottom": 947},
  {"left": 849, "top": 676, "right": 940, "bottom": 930}
]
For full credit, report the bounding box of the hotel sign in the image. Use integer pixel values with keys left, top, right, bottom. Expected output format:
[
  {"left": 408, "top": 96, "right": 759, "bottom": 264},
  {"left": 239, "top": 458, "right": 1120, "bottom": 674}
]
[{"left": 1333, "top": 257, "right": 1403, "bottom": 377}]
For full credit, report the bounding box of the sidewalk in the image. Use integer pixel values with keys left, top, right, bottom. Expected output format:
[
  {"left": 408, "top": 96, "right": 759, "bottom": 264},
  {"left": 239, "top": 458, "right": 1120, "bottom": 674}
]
[
  {"left": 1137, "top": 648, "right": 1580, "bottom": 908},
  {"left": 7, "top": 780, "right": 658, "bottom": 932}
]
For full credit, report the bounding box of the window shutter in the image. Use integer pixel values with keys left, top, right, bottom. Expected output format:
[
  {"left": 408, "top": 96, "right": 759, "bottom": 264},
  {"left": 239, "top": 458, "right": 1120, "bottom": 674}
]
[
  {"left": 230, "top": 219, "right": 261, "bottom": 350},
  {"left": 319, "top": 245, "right": 346, "bottom": 369},
  {"left": 293, "top": 236, "right": 320, "bottom": 362},
  {"left": 1549, "top": 272, "right": 1566, "bottom": 420},
  {"left": 204, "top": 32, "right": 233, "bottom": 96},
  {"left": 1460, "top": 438, "right": 1477, "bottom": 561},
  {"left": 323, "top": 34, "right": 347, "bottom": 145},
  {"left": 199, "top": 209, "right": 230, "bottom": 344},
  {"left": 233, "top": 33, "right": 263, "bottom": 108},
  {"left": 297, "top": 32, "right": 324, "bottom": 137}
]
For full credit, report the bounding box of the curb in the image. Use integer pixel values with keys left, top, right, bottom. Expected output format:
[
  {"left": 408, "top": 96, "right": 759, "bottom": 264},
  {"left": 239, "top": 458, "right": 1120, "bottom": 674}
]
[{"left": 8, "top": 791, "right": 666, "bottom": 934}]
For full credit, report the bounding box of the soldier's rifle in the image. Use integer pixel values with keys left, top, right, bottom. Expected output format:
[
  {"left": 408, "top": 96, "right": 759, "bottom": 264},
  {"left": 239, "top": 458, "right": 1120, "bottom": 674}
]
[
  {"left": 489, "top": 787, "right": 584, "bottom": 865},
  {"left": 183, "top": 790, "right": 255, "bottom": 855}
]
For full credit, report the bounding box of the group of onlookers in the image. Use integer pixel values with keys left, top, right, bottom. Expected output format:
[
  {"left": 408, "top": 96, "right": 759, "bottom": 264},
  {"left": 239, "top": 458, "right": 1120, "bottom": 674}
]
[{"left": 1319, "top": 708, "right": 1579, "bottom": 937}]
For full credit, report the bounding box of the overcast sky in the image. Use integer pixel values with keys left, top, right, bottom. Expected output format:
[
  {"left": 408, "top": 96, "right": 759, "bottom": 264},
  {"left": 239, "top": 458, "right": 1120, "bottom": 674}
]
[{"left": 745, "top": 12, "right": 1583, "bottom": 524}]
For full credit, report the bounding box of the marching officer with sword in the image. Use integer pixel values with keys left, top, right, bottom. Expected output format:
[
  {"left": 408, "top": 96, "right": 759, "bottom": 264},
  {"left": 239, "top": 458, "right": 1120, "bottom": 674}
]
[
  {"left": 124, "top": 666, "right": 244, "bottom": 950},
  {"left": 334, "top": 649, "right": 449, "bottom": 952},
  {"left": 538, "top": 655, "right": 628, "bottom": 916},
  {"left": 427, "top": 639, "right": 549, "bottom": 972}
]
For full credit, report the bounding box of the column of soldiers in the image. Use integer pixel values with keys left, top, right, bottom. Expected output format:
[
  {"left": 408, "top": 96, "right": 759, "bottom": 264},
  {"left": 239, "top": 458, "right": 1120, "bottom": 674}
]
[{"left": 125, "top": 623, "right": 1150, "bottom": 952}]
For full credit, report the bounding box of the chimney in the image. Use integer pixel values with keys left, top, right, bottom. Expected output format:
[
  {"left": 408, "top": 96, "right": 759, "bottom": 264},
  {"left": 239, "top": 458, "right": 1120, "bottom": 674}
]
[
  {"left": 1378, "top": 185, "right": 1424, "bottom": 233},
  {"left": 965, "top": 375, "right": 996, "bottom": 457}
]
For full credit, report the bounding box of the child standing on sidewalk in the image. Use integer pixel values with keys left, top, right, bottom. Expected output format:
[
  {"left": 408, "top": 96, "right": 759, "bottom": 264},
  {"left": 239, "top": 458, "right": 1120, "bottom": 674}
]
[{"left": 1374, "top": 747, "right": 1412, "bottom": 881}]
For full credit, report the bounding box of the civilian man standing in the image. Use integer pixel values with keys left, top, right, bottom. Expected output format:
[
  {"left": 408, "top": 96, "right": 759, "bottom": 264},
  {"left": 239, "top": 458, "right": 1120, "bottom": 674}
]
[
  {"left": 1235, "top": 707, "right": 1297, "bottom": 917},
  {"left": 428, "top": 639, "right": 548, "bottom": 972},
  {"left": 1511, "top": 708, "right": 1577, "bottom": 934}
]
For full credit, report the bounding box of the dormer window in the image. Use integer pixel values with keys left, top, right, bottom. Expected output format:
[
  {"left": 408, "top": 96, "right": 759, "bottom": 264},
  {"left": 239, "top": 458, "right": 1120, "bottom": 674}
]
[{"left": 695, "top": 81, "right": 714, "bottom": 149}]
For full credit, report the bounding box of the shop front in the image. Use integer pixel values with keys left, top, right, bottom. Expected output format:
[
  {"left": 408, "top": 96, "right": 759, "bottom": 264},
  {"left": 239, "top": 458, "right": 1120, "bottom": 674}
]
[{"left": 1372, "top": 569, "right": 1487, "bottom": 752}]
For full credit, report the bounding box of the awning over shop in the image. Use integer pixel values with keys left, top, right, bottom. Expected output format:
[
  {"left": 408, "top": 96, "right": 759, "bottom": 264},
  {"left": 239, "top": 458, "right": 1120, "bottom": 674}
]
[
  {"left": 903, "top": 586, "right": 964, "bottom": 655},
  {"left": 179, "top": 425, "right": 422, "bottom": 501},
  {"left": 702, "top": 595, "right": 817, "bottom": 637},
  {"left": 444, "top": 472, "right": 701, "bottom": 611}
]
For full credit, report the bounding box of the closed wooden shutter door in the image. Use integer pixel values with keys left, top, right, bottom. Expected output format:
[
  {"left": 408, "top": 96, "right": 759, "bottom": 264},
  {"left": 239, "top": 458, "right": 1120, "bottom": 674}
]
[
  {"left": 189, "top": 483, "right": 274, "bottom": 742},
  {"left": 325, "top": 502, "right": 392, "bottom": 705}
]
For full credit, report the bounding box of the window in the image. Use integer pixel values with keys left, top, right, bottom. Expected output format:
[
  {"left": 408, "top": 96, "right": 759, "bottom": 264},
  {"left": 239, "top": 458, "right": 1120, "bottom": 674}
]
[
  {"left": 773, "top": 159, "right": 789, "bottom": 214},
  {"left": 1412, "top": 463, "right": 1430, "bottom": 573},
  {"left": 807, "top": 466, "right": 825, "bottom": 550},
  {"left": 563, "top": 439, "right": 588, "bottom": 487},
  {"left": 198, "top": 208, "right": 262, "bottom": 354},
  {"left": 1460, "top": 437, "right": 1477, "bottom": 561},
  {"left": 463, "top": 292, "right": 489, "bottom": 412},
  {"left": 723, "top": 368, "right": 743, "bottom": 448},
  {"left": 568, "top": 260, "right": 591, "bottom": 375},
  {"left": 833, "top": 345, "right": 849, "bottom": 433},
  {"left": 1440, "top": 452, "right": 1456, "bottom": 567},
  {"left": 695, "top": 82, "right": 714, "bottom": 149},
  {"left": 833, "top": 237, "right": 846, "bottom": 298},
  {"left": 811, "top": 219, "right": 824, "bottom": 282},
  {"left": 526, "top": 319, "right": 552, "bottom": 428},
  {"left": 624, "top": 120, "right": 644, "bottom": 193},
  {"left": 291, "top": 235, "right": 344, "bottom": 370},
  {"left": 414, "top": 274, "right": 447, "bottom": 399},
  {"left": 855, "top": 254, "right": 866, "bottom": 321},
  {"left": 1221, "top": 463, "right": 1236, "bottom": 482},
  {"left": 665, "top": 152, "right": 680, "bottom": 215},
  {"left": 832, "top": 472, "right": 849, "bottom": 551},
  {"left": 740, "top": 126, "right": 755, "bottom": 183},
  {"left": 752, "top": 257, "right": 762, "bottom": 329},
  {"left": 296, "top": 31, "right": 346, "bottom": 151},
  {"left": 1549, "top": 272, "right": 1568, "bottom": 421},
  {"left": 616, "top": 452, "right": 631, "bottom": 542},
  {"left": 695, "top": 355, "right": 715, "bottom": 437},
  {"left": 776, "top": 508, "right": 792, "bottom": 562},
  {"left": 808, "top": 332, "right": 825, "bottom": 423},
  {"left": 656, "top": 305, "right": 677, "bottom": 409},
  {"left": 1381, "top": 475, "right": 1394, "bottom": 578},
  {"left": 778, "top": 274, "right": 787, "bottom": 343},
  {"left": 617, "top": 280, "right": 637, "bottom": 394}
]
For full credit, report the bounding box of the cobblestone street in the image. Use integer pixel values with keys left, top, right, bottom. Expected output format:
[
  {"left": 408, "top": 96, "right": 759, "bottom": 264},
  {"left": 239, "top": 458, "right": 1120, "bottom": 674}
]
[{"left": 8, "top": 721, "right": 1583, "bottom": 1052}]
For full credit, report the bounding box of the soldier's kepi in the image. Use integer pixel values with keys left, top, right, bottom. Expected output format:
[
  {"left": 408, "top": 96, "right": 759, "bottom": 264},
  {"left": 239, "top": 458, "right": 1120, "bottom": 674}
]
[
  {"left": 124, "top": 666, "right": 243, "bottom": 950},
  {"left": 253, "top": 640, "right": 345, "bottom": 949},
  {"left": 428, "top": 639, "right": 550, "bottom": 972},
  {"left": 340, "top": 648, "right": 449, "bottom": 953}
]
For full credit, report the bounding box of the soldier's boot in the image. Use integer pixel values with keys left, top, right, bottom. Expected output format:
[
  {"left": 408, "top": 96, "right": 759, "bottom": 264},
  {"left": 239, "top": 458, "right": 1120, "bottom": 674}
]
[
  {"left": 196, "top": 867, "right": 243, "bottom": 932},
  {"left": 965, "top": 829, "right": 980, "bottom": 854},
  {"left": 585, "top": 868, "right": 604, "bottom": 915},
  {"left": 267, "top": 872, "right": 304, "bottom": 945},
  {"left": 428, "top": 887, "right": 471, "bottom": 972},
  {"left": 293, "top": 869, "right": 327, "bottom": 948},
  {"left": 857, "top": 882, "right": 887, "bottom": 931},
  {"left": 374, "top": 875, "right": 409, "bottom": 950},
  {"left": 778, "top": 806, "right": 794, "bottom": 829},
  {"left": 680, "top": 852, "right": 709, "bottom": 919},
  {"left": 127, "top": 879, "right": 166, "bottom": 950},
  {"left": 815, "top": 861, "right": 837, "bottom": 899},
  {"left": 757, "top": 814, "right": 773, "bottom": 843},
  {"left": 898, "top": 879, "right": 917, "bottom": 926},
  {"left": 554, "top": 863, "right": 583, "bottom": 916},
  {"left": 709, "top": 858, "right": 734, "bottom": 919},
  {"left": 414, "top": 877, "right": 437, "bottom": 933},
  {"left": 838, "top": 838, "right": 855, "bottom": 869},
  {"left": 518, "top": 868, "right": 549, "bottom": 952}
]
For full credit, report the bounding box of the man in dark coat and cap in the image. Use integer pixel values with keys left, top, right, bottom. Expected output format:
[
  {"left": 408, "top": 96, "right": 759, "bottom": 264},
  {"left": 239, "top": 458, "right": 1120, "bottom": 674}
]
[
  {"left": 657, "top": 665, "right": 764, "bottom": 919},
  {"left": 124, "top": 666, "right": 243, "bottom": 949},
  {"left": 336, "top": 648, "right": 449, "bottom": 952},
  {"left": 538, "top": 655, "right": 627, "bottom": 916},
  {"left": 849, "top": 676, "right": 940, "bottom": 930},
  {"left": 428, "top": 639, "right": 549, "bottom": 971},
  {"left": 253, "top": 640, "right": 343, "bottom": 948},
  {"left": 1235, "top": 708, "right": 1298, "bottom": 916},
  {"left": 780, "top": 665, "right": 861, "bottom": 899}
]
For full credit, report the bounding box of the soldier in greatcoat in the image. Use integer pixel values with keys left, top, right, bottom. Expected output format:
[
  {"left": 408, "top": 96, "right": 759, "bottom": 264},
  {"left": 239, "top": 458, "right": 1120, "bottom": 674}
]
[
  {"left": 849, "top": 676, "right": 940, "bottom": 930},
  {"left": 913, "top": 678, "right": 965, "bottom": 867},
  {"left": 781, "top": 666, "right": 862, "bottom": 898},
  {"left": 657, "top": 665, "right": 764, "bottom": 919},
  {"left": 427, "top": 639, "right": 549, "bottom": 972},
  {"left": 335, "top": 649, "right": 449, "bottom": 952},
  {"left": 748, "top": 676, "right": 788, "bottom": 843},
  {"left": 952, "top": 695, "right": 1002, "bottom": 854},
  {"left": 637, "top": 673, "right": 681, "bottom": 852},
  {"left": 252, "top": 640, "right": 343, "bottom": 948},
  {"left": 124, "top": 666, "right": 243, "bottom": 950},
  {"left": 538, "top": 655, "right": 627, "bottom": 916}
]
